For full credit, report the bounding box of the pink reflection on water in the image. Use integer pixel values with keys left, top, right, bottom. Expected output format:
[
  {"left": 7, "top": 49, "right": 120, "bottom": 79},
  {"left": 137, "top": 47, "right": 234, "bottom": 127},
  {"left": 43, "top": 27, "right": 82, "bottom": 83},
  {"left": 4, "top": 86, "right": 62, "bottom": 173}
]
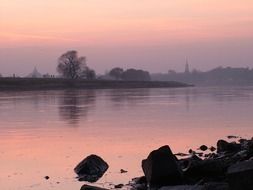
[{"left": 0, "top": 87, "right": 253, "bottom": 189}]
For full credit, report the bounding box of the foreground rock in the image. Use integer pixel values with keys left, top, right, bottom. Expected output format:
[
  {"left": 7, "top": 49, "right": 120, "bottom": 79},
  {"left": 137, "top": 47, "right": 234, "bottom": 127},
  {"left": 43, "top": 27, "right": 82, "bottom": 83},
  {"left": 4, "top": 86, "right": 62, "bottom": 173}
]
[
  {"left": 80, "top": 184, "right": 108, "bottom": 190},
  {"left": 217, "top": 140, "right": 241, "bottom": 153},
  {"left": 142, "top": 145, "right": 183, "bottom": 187},
  {"left": 227, "top": 160, "right": 253, "bottom": 190},
  {"left": 183, "top": 156, "right": 231, "bottom": 182},
  {"left": 203, "top": 182, "right": 229, "bottom": 190},
  {"left": 130, "top": 176, "right": 147, "bottom": 190},
  {"left": 74, "top": 154, "right": 109, "bottom": 182},
  {"left": 77, "top": 137, "right": 253, "bottom": 190},
  {"left": 159, "top": 184, "right": 228, "bottom": 190},
  {"left": 159, "top": 183, "right": 228, "bottom": 190},
  {"left": 159, "top": 185, "right": 203, "bottom": 190}
]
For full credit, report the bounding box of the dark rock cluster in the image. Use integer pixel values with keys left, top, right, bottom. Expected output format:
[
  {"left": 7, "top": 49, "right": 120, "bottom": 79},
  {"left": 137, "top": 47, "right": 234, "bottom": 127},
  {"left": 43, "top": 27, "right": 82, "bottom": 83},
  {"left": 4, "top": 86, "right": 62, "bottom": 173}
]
[
  {"left": 139, "top": 137, "right": 253, "bottom": 190},
  {"left": 76, "top": 137, "right": 253, "bottom": 190}
]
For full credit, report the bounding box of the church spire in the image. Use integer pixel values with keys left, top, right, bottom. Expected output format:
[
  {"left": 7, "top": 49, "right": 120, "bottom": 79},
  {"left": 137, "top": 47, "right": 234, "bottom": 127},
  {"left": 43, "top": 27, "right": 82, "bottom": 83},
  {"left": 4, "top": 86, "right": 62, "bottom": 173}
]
[{"left": 185, "top": 58, "right": 190, "bottom": 74}]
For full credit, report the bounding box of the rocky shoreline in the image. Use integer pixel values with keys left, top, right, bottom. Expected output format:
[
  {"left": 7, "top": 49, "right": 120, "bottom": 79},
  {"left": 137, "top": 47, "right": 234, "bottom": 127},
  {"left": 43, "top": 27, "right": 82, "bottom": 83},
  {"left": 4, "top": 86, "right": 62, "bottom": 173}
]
[{"left": 75, "top": 136, "right": 253, "bottom": 190}]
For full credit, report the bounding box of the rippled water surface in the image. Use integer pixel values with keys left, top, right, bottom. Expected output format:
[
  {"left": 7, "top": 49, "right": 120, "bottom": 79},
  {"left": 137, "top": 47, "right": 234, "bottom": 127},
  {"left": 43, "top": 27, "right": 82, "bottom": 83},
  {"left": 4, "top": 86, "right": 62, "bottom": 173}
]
[{"left": 1, "top": 87, "right": 253, "bottom": 190}]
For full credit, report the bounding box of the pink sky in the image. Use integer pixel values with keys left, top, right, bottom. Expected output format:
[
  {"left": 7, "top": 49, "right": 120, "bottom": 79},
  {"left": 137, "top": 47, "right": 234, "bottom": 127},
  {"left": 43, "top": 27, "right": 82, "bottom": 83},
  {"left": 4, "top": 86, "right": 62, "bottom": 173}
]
[{"left": 1, "top": 0, "right": 253, "bottom": 76}]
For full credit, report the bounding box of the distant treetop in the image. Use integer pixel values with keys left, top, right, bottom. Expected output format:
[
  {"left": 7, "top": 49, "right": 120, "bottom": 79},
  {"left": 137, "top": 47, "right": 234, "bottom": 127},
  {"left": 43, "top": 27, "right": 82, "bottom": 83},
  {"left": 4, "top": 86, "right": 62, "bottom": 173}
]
[{"left": 108, "top": 67, "right": 151, "bottom": 81}]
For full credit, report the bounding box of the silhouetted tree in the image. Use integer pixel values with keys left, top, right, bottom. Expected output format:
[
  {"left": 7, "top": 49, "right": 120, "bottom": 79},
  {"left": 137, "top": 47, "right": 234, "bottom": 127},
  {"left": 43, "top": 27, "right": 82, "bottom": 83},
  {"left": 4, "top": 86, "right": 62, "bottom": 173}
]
[
  {"left": 109, "top": 67, "right": 124, "bottom": 80},
  {"left": 121, "top": 69, "right": 151, "bottom": 81},
  {"left": 84, "top": 69, "right": 96, "bottom": 80},
  {"left": 57, "top": 50, "right": 94, "bottom": 79}
]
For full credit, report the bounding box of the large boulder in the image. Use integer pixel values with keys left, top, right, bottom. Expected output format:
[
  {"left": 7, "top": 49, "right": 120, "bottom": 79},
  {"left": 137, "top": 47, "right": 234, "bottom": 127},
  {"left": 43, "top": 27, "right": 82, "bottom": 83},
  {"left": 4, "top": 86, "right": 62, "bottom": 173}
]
[
  {"left": 217, "top": 140, "right": 241, "bottom": 153},
  {"left": 142, "top": 145, "right": 183, "bottom": 187},
  {"left": 74, "top": 154, "right": 109, "bottom": 182},
  {"left": 184, "top": 157, "right": 230, "bottom": 178},
  {"left": 227, "top": 160, "right": 253, "bottom": 190}
]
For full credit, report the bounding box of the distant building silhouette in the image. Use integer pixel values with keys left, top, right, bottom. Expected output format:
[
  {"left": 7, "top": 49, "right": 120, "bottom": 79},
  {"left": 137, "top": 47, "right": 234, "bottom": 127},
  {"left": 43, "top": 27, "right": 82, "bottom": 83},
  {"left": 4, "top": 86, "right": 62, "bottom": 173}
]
[
  {"left": 27, "top": 67, "right": 43, "bottom": 78},
  {"left": 43, "top": 73, "right": 55, "bottom": 78},
  {"left": 184, "top": 59, "right": 190, "bottom": 74},
  {"left": 152, "top": 66, "right": 253, "bottom": 86}
]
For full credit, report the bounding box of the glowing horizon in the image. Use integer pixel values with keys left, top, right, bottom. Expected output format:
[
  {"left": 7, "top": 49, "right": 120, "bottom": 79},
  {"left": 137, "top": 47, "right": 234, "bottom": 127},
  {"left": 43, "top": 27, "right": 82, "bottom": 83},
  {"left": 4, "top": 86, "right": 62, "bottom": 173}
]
[
  {"left": 1, "top": 0, "right": 253, "bottom": 76},
  {"left": 1, "top": 0, "right": 253, "bottom": 46}
]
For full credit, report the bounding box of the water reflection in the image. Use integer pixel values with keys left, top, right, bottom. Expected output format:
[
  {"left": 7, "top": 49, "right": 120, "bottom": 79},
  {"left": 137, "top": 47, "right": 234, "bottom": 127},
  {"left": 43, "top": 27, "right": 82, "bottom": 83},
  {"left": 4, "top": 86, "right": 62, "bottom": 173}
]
[
  {"left": 108, "top": 88, "right": 151, "bottom": 103},
  {"left": 1, "top": 87, "right": 253, "bottom": 190},
  {"left": 58, "top": 90, "right": 96, "bottom": 125}
]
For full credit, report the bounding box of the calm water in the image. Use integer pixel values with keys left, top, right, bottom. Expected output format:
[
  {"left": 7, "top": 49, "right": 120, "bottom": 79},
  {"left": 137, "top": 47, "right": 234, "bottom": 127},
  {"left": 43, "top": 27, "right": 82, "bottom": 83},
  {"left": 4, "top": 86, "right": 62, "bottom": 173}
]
[{"left": 0, "top": 87, "right": 253, "bottom": 190}]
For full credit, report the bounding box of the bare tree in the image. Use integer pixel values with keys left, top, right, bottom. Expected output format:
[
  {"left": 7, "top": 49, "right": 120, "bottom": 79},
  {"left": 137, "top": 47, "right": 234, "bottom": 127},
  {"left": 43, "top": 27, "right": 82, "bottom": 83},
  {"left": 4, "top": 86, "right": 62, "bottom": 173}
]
[{"left": 57, "top": 50, "right": 89, "bottom": 79}]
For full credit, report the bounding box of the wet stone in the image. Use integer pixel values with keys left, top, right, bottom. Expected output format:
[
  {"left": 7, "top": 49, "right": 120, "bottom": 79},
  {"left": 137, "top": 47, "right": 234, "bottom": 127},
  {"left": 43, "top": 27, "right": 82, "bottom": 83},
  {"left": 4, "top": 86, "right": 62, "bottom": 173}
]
[
  {"left": 74, "top": 154, "right": 109, "bottom": 182},
  {"left": 199, "top": 145, "right": 208, "bottom": 151}
]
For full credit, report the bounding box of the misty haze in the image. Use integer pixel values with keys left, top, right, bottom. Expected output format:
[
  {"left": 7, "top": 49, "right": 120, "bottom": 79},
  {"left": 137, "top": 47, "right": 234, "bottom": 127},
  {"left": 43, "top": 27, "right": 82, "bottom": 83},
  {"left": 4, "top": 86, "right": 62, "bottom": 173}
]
[{"left": 1, "top": 1, "right": 253, "bottom": 190}]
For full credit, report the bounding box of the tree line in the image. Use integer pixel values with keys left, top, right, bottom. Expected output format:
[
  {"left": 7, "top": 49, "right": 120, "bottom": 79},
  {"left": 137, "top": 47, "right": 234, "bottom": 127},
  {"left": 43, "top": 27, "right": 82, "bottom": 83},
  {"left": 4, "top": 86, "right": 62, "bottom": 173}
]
[
  {"left": 57, "top": 50, "right": 151, "bottom": 81},
  {"left": 107, "top": 67, "right": 150, "bottom": 81}
]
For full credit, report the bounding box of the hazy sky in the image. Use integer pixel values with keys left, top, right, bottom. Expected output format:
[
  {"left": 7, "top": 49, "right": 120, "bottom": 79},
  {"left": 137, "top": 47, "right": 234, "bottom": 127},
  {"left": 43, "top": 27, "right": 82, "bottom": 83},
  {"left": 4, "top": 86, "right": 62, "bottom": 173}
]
[{"left": 1, "top": 0, "right": 253, "bottom": 76}]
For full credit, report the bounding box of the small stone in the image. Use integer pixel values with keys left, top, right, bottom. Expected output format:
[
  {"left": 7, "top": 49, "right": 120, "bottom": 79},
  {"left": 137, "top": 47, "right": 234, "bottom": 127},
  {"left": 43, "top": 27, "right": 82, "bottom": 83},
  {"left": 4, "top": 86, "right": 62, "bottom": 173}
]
[
  {"left": 209, "top": 146, "right": 216, "bottom": 152},
  {"left": 114, "top": 184, "right": 124, "bottom": 188},
  {"left": 227, "top": 135, "right": 239, "bottom": 139},
  {"left": 199, "top": 145, "right": 208, "bottom": 151},
  {"left": 44, "top": 176, "right": 49, "bottom": 180},
  {"left": 120, "top": 169, "right": 128, "bottom": 173}
]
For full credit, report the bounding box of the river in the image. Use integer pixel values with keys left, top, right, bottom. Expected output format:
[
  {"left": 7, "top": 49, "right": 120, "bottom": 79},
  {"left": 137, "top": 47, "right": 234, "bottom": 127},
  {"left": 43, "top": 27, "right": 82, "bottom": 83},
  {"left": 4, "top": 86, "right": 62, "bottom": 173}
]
[{"left": 0, "top": 87, "right": 253, "bottom": 190}]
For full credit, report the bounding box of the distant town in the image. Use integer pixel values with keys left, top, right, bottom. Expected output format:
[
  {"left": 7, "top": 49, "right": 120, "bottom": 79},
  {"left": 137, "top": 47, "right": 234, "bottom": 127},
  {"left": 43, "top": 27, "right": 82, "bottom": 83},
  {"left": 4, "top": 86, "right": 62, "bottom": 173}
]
[
  {"left": 152, "top": 62, "right": 253, "bottom": 86},
  {"left": 1, "top": 51, "right": 253, "bottom": 86},
  {"left": 2, "top": 65, "right": 253, "bottom": 87}
]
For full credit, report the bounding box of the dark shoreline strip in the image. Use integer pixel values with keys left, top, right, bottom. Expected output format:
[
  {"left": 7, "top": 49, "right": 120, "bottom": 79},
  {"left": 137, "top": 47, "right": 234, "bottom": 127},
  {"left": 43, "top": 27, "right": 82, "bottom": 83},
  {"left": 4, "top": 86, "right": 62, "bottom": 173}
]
[{"left": 0, "top": 78, "right": 193, "bottom": 91}]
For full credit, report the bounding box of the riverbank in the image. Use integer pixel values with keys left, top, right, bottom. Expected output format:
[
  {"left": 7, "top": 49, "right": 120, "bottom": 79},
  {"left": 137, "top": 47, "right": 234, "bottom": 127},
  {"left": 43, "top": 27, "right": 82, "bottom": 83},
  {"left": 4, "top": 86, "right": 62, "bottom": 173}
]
[
  {"left": 77, "top": 136, "right": 253, "bottom": 190},
  {"left": 0, "top": 78, "right": 192, "bottom": 91}
]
